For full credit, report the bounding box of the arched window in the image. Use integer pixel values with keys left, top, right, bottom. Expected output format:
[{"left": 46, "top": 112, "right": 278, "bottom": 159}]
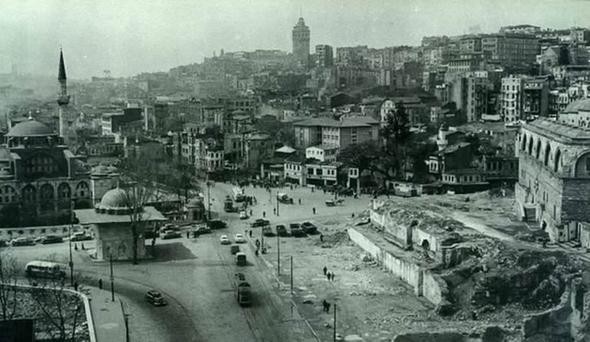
[
  {"left": 58, "top": 183, "right": 71, "bottom": 199},
  {"left": 521, "top": 134, "right": 527, "bottom": 151},
  {"left": 528, "top": 137, "right": 534, "bottom": 155},
  {"left": 535, "top": 140, "right": 542, "bottom": 160},
  {"left": 554, "top": 149, "right": 561, "bottom": 173},
  {"left": 22, "top": 185, "right": 36, "bottom": 203},
  {"left": 75, "top": 182, "right": 89, "bottom": 198},
  {"left": 544, "top": 144, "right": 551, "bottom": 167},
  {"left": 40, "top": 184, "right": 54, "bottom": 210},
  {"left": 57, "top": 183, "right": 71, "bottom": 209}
]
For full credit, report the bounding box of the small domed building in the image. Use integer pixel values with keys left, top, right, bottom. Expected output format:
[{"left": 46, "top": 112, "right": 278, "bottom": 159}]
[{"left": 74, "top": 187, "right": 166, "bottom": 261}]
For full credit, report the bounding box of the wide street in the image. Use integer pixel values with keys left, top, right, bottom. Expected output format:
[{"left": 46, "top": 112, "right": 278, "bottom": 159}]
[{"left": 5, "top": 181, "right": 370, "bottom": 342}]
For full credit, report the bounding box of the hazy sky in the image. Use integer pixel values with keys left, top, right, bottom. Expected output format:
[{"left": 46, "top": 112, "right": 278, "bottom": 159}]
[{"left": 0, "top": 0, "right": 588, "bottom": 79}]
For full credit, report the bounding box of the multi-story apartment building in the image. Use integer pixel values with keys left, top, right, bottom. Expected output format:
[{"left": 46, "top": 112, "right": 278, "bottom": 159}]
[
  {"left": 501, "top": 75, "right": 526, "bottom": 122},
  {"left": 315, "top": 44, "right": 334, "bottom": 68},
  {"left": 293, "top": 116, "right": 380, "bottom": 150},
  {"left": 481, "top": 34, "right": 539, "bottom": 69},
  {"left": 523, "top": 77, "right": 550, "bottom": 119}
]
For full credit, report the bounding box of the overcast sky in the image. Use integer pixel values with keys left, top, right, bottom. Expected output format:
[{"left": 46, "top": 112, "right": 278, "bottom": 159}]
[{"left": 0, "top": 0, "right": 588, "bottom": 79}]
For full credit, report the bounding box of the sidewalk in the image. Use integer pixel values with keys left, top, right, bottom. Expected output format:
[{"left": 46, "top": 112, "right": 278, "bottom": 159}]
[{"left": 87, "top": 287, "right": 128, "bottom": 342}]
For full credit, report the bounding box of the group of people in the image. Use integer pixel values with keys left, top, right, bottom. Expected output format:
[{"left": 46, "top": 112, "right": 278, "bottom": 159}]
[{"left": 322, "top": 266, "right": 335, "bottom": 281}]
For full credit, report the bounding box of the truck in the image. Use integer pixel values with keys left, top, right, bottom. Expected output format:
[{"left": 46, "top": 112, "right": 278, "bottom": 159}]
[
  {"left": 234, "top": 273, "right": 252, "bottom": 306},
  {"left": 277, "top": 193, "right": 294, "bottom": 204},
  {"left": 224, "top": 196, "right": 237, "bottom": 212},
  {"left": 236, "top": 252, "right": 247, "bottom": 266}
]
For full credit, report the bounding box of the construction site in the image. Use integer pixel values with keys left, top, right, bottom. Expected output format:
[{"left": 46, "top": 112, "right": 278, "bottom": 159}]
[{"left": 268, "top": 190, "right": 590, "bottom": 342}]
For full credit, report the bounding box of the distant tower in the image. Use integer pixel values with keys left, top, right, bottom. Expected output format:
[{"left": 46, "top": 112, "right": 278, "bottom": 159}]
[
  {"left": 292, "top": 17, "right": 310, "bottom": 68},
  {"left": 57, "top": 49, "right": 70, "bottom": 138}
]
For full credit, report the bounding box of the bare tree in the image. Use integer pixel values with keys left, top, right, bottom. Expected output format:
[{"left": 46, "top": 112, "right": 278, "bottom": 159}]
[
  {"left": 121, "top": 181, "right": 154, "bottom": 265},
  {"left": 0, "top": 250, "right": 18, "bottom": 320},
  {"left": 29, "top": 277, "right": 84, "bottom": 341}
]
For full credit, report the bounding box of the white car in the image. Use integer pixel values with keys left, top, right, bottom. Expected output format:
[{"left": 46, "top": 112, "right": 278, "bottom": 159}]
[
  {"left": 234, "top": 234, "right": 246, "bottom": 244},
  {"left": 239, "top": 211, "right": 248, "bottom": 220},
  {"left": 220, "top": 235, "right": 231, "bottom": 245}
]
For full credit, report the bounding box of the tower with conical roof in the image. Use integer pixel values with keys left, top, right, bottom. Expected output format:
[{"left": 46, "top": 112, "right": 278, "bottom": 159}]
[
  {"left": 292, "top": 17, "right": 310, "bottom": 68},
  {"left": 57, "top": 49, "right": 70, "bottom": 138}
]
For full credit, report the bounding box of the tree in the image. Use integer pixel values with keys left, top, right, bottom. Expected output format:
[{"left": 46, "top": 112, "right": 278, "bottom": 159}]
[
  {"left": 337, "top": 141, "right": 381, "bottom": 181},
  {"left": 381, "top": 102, "right": 411, "bottom": 179},
  {"left": 29, "top": 277, "right": 84, "bottom": 341},
  {"left": 121, "top": 182, "right": 153, "bottom": 265},
  {"left": 0, "top": 251, "right": 18, "bottom": 320}
]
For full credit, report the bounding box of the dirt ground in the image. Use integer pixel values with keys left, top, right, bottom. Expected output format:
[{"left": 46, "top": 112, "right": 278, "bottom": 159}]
[{"left": 253, "top": 188, "right": 557, "bottom": 341}]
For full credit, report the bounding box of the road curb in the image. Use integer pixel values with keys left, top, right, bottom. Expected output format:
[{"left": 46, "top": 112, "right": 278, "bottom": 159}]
[{"left": 246, "top": 236, "right": 321, "bottom": 342}]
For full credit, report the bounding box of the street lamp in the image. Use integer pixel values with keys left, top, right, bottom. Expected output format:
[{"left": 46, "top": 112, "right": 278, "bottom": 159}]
[
  {"left": 68, "top": 200, "right": 74, "bottom": 287},
  {"left": 206, "top": 180, "right": 213, "bottom": 221}
]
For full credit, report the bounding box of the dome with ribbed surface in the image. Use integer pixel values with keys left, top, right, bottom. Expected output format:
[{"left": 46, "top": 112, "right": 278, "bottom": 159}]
[
  {"left": 6, "top": 119, "right": 54, "bottom": 137},
  {"left": 99, "top": 188, "right": 128, "bottom": 209}
]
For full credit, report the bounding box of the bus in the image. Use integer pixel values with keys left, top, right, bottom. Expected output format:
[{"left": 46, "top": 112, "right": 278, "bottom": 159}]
[
  {"left": 236, "top": 252, "right": 247, "bottom": 266},
  {"left": 24, "top": 261, "right": 66, "bottom": 279},
  {"left": 232, "top": 187, "right": 245, "bottom": 202}
]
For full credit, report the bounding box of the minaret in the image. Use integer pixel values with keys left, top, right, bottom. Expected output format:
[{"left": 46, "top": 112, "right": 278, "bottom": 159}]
[{"left": 57, "top": 49, "right": 70, "bottom": 138}]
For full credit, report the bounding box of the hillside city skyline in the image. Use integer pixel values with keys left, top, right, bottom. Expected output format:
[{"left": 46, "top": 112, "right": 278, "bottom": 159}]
[{"left": 0, "top": 0, "right": 588, "bottom": 78}]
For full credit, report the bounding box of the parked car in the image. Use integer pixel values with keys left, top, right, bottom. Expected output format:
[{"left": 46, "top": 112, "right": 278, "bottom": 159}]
[
  {"left": 41, "top": 235, "right": 64, "bottom": 244},
  {"left": 234, "top": 234, "right": 246, "bottom": 244},
  {"left": 208, "top": 220, "right": 227, "bottom": 229},
  {"left": 145, "top": 290, "right": 167, "bottom": 306},
  {"left": 239, "top": 211, "right": 249, "bottom": 220},
  {"left": 220, "top": 235, "right": 231, "bottom": 245},
  {"left": 70, "top": 232, "right": 92, "bottom": 241},
  {"left": 301, "top": 222, "right": 318, "bottom": 234},
  {"left": 289, "top": 223, "right": 306, "bottom": 237},
  {"left": 251, "top": 219, "right": 270, "bottom": 228},
  {"left": 262, "top": 226, "right": 275, "bottom": 237},
  {"left": 161, "top": 230, "right": 181, "bottom": 240},
  {"left": 195, "top": 225, "right": 211, "bottom": 235},
  {"left": 11, "top": 237, "right": 35, "bottom": 246},
  {"left": 276, "top": 225, "right": 288, "bottom": 237}
]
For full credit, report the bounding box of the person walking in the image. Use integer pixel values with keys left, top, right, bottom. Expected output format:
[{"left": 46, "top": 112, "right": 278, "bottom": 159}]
[
  {"left": 273, "top": 208, "right": 276, "bottom": 215},
  {"left": 186, "top": 231, "right": 190, "bottom": 239},
  {"left": 298, "top": 198, "right": 301, "bottom": 205},
  {"left": 331, "top": 272, "right": 335, "bottom": 282},
  {"left": 320, "top": 234, "right": 324, "bottom": 242},
  {"left": 263, "top": 211, "right": 266, "bottom": 218},
  {"left": 326, "top": 272, "right": 331, "bottom": 281},
  {"left": 312, "top": 207, "right": 316, "bottom": 215},
  {"left": 98, "top": 278, "right": 103, "bottom": 290},
  {"left": 249, "top": 230, "right": 253, "bottom": 238},
  {"left": 323, "top": 266, "right": 327, "bottom": 275},
  {"left": 74, "top": 281, "right": 79, "bottom": 291},
  {"left": 326, "top": 301, "right": 331, "bottom": 313}
]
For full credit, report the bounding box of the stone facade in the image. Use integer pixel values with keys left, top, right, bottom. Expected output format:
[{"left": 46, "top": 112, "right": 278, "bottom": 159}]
[
  {"left": 0, "top": 118, "right": 92, "bottom": 227},
  {"left": 515, "top": 117, "right": 590, "bottom": 242}
]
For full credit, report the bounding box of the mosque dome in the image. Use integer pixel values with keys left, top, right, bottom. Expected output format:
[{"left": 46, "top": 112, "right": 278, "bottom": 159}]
[
  {"left": 6, "top": 118, "right": 54, "bottom": 137},
  {"left": 99, "top": 188, "right": 128, "bottom": 209}
]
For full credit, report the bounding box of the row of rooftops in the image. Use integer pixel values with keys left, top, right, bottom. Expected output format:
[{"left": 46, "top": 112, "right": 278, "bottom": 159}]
[{"left": 292, "top": 116, "right": 379, "bottom": 128}]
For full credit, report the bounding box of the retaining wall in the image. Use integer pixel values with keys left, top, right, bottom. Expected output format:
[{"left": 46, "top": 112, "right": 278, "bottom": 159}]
[{"left": 348, "top": 227, "right": 447, "bottom": 304}]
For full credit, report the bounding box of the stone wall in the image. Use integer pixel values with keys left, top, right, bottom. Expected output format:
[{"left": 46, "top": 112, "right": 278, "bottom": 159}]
[{"left": 348, "top": 227, "right": 447, "bottom": 303}]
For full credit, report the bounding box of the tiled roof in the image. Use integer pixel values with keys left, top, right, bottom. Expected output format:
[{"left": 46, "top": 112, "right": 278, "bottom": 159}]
[
  {"left": 563, "top": 99, "right": 590, "bottom": 113},
  {"left": 294, "top": 116, "right": 379, "bottom": 128},
  {"left": 525, "top": 118, "right": 590, "bottom": 140},
  {"left": 74, "top": 206, "right": 167, "bottom": 225}
]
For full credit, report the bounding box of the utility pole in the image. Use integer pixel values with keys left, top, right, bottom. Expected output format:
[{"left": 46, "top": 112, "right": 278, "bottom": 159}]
[
  {"left": 277, "top": 233, "right": 280, "bottom": 276},
  {"left": 290, "top": 256, "right": 293, "bottom": 295},
  {"left": 109, "top": 254, "right": 115, "bottom": 302},
  {"left": 333, "top": 303, "right": 337, "bottom": 342},
  {"left": 68, "top": 225, "right": 74, "bottom": 287},
  {"left": 207, "top": 181, "right": 212, "bottom": 221},
  {"left": 276, "top": 191, "right": 280, "bottom": 216},
  {"left": 68, "top": 200, "right": 74, "bottom": 287}
]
